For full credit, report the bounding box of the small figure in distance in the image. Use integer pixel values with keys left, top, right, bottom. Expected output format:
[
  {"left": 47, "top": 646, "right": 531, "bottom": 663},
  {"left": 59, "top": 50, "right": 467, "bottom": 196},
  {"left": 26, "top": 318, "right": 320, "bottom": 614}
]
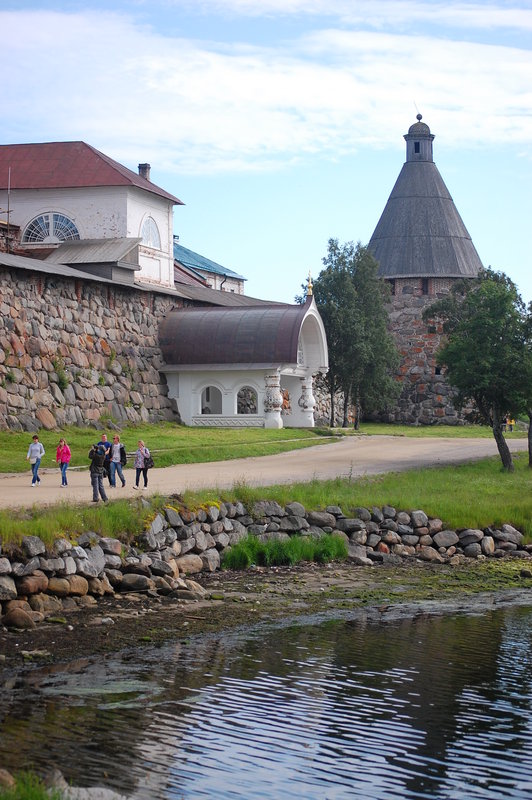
[
  {"left": 109, "top": 434, "right": 127, "bottom": 488},
  {"left": 26, "top": 433, "right": 45, "bottom": 487},
  {"left": 508, "top": 418, "right": 515, "bottom": 432},
  {"left": 133, "top": 439, "right": 150, "bottom": 490},
  {"left": 97, "top": 433, "right": 112, "bottom": 486},
  {"left": 88, "top": 442, "right": 109, "bottom": 503},
  {"left": 56, "top": 437, "right": 71, "bottom": 487}
]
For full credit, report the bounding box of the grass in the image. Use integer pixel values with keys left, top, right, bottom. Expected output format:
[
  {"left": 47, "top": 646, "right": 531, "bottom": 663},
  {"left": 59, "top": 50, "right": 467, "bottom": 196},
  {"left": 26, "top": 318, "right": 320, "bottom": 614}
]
[
  {"left": 2, "top": 453, "right": 530, "bottom": 549},
  {"left": 222, "top": 533, "right": 348, "bottom": 569},
  {"left": 352, "top": 422, "right": 527, "bottom": 439},
  {"left": 0, "top": 773, "right": 63, "bottom": 800},
  {"left": 196, "top": 451, "right": 532, "bottom": 538},
  {"left": 0, "top": 498, "right": 156, "bottom": 549},
  {"left": 0, "top": 422, "right": 335, "bottom": 474},
  {"left": 2, "top": 421, "right": 527, "bottom": 475}
]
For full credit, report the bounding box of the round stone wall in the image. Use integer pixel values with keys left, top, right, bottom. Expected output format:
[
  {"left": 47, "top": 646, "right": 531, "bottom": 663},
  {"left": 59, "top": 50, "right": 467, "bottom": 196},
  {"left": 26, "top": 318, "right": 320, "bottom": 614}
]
[{"left": 383, "top": 277, "right": 465, "bottom": 425}]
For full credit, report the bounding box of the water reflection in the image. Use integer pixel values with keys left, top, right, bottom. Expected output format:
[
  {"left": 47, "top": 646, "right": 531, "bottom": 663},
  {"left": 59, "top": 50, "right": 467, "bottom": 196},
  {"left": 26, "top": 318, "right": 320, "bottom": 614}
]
[{"left": 1, "top": 607, "right": 532, "bottom": 799}]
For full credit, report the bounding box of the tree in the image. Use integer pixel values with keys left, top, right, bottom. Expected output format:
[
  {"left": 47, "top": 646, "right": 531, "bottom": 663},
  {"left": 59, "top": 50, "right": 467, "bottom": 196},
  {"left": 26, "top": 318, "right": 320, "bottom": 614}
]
[
  {"left": 312, "top": 239, "right": 399, "bottom": 426},
  {"left": 424, "top": 268, "right": 528, "bottom": 472},
  {"left": 522, "top": 302, "right": 532, "bottom": 467}
]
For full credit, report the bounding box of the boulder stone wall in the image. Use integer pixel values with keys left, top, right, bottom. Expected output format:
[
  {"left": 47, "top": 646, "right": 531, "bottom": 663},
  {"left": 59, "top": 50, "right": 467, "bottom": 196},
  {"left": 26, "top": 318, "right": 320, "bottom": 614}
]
[
  {"left": 0, "top": 267, "right": 182, "bottom": 430},
  {"left": 1, "top": 499, "right": 530, "bottom": 631}
]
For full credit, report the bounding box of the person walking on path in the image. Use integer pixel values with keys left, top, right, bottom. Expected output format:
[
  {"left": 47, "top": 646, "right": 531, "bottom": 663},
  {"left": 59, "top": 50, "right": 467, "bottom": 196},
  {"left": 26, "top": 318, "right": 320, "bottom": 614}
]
[
  {"left": 109, "top": 434, "right": 127, "bottom": 488},
  {"left": 88, "top": 443, "right": 108, "bottom": 503},
  {"left": 26, "top": 434, "right": 45, "bottom": 487},
  {"left": 133, "top": 440, "right": 150, "bottom": 490},
  {"left": 97, "top": 433, "right": 112, "bottom": 485},
  {"left": 56, "top": 438, "right": 71, "bottom": 487}
]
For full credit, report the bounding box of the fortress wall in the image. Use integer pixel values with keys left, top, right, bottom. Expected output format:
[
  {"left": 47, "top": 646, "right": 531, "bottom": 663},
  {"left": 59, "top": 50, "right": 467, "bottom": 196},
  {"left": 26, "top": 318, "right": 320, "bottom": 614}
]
[{"left": 0, "top": 267, "right": 182, "bottom": 431}]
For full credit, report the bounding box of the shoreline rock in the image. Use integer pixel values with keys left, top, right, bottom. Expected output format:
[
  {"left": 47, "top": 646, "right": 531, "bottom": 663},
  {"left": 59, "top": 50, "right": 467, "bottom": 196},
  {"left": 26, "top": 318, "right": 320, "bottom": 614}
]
[{"left": 1, "top": 498, "right": 531, "bottom": 633}]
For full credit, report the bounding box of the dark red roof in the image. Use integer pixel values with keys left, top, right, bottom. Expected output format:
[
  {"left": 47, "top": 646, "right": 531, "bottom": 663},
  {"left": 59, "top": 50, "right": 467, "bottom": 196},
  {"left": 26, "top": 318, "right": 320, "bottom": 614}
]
[{"left": 0, "top": 142, "right": 183, "bottom": 205}]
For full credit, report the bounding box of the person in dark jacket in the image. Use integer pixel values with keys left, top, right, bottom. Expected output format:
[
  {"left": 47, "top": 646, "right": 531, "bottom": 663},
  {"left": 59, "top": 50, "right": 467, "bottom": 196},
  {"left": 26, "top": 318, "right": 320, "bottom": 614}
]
[
  {"left": 97, "top": 433, "right": 113, "bottom": 486},
  {"left": 89, "top": 443, "right": 108, "bottom": 503}
]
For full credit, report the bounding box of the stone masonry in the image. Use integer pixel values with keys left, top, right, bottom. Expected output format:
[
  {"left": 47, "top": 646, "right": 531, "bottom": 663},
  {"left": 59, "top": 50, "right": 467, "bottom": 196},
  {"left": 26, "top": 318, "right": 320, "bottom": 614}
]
[
  {"left": 0, "top": 267, "right": 182, "bottom": 430},
  {"left": 382, "top": 276, "right": 463, "bottom": 425}
]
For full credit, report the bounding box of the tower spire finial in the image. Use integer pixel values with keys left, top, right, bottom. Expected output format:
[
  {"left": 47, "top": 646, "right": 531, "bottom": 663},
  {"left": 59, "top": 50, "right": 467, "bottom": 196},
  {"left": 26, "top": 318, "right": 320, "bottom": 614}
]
[{"left": 306, "top": 271, "right": 313, "bottom": 296}]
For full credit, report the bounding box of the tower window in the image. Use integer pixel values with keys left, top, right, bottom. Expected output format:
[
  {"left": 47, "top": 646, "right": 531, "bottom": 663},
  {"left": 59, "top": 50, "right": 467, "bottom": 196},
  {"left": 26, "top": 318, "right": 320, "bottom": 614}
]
[
  {"left": 435, "top": 366, "right": 441, "bottom": 375},
  {"left": 414, "top": 142, "right": 420, "bottom": 154},
  {"left": 421, "top": 278, "right": 429, "bottom": 295}
]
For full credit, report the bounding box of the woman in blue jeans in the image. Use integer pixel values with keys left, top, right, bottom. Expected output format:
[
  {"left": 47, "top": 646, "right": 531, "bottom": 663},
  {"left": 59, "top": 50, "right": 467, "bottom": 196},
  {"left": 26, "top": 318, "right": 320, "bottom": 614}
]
[
  {"left": 133, "top": 439, "right": 150, "bottom": 489},
  {"left": 56, "top": 437, "right": 71, "bottom": 486},
  {"left": 26, "top": 433, "right": 45, "bottom": 486},
  {"left": 109, "top": 434, "right": 127, "bottom": 487}
]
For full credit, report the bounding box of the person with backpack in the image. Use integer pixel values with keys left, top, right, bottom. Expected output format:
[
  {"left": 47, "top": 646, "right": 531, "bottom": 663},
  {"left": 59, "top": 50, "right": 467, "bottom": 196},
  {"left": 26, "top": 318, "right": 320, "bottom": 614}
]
[
  {"left": 97, "top": 433, "right": 112, "bottom": 485},
  {"left": 89, "top": 443, "right": 109, "bottom": 503}
]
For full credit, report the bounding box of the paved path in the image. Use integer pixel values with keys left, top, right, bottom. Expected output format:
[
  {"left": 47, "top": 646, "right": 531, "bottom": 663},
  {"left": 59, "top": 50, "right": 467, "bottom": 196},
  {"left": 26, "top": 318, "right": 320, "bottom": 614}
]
[{"left": 0, "top": 435, "right": 527, "bottom": 511}]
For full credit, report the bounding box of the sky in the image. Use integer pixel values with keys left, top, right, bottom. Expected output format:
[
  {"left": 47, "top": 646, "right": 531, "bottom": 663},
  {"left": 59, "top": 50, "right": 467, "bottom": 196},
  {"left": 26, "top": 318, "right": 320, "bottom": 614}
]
[{"left": 1, "top": 0, "right": 531, "bottom": 304}]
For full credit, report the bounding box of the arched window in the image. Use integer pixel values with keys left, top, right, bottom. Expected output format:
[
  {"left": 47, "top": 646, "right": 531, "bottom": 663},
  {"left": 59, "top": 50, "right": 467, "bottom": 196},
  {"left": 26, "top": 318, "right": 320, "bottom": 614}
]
[
  {"left": 22, "top": 213, "right": 80, "bottom": 243},
  {"left": 201, "top": 386, "right": 222, "bottom": 414},
  {"left": 237, "top": 386, "right": 258, "bottom": 414},
  {"left": 141, "top": 216, "right": 161, "bottom": 249}
]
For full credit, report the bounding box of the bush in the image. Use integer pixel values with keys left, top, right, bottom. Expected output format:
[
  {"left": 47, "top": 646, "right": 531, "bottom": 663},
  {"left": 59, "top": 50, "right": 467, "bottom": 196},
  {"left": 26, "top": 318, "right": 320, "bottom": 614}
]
[{"left": 222, "top": 533, "right": 347, "bottom": 570}]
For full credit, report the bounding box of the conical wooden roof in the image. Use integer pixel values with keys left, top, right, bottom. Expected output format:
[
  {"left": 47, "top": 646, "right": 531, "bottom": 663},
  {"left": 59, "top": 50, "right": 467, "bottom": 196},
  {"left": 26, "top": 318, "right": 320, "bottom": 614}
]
[{"left": 369, "top": 116, "right": 483, "bottom": 279}]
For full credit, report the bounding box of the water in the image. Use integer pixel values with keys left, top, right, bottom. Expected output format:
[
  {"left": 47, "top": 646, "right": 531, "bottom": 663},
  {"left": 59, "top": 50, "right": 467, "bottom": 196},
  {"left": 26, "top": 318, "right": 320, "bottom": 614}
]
[{"left": 2, "top": 606, "right": 532, "bottom": 799}]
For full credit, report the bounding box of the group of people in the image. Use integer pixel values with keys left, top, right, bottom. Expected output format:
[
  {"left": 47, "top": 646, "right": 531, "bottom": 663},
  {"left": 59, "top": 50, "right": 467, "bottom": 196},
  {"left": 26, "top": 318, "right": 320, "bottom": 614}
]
[{"left": 26, "top": 433, "right": 153, "bottom": 502}]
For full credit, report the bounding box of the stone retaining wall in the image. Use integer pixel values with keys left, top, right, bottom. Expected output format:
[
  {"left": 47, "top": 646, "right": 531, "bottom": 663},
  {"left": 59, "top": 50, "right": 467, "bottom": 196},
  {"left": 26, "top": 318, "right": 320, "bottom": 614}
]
[
  {"left": 0, "top": 267, "right": 182, "bottom": 431},
  {"left": 1, "top": 499, "right": 530, "bottom": 630}
]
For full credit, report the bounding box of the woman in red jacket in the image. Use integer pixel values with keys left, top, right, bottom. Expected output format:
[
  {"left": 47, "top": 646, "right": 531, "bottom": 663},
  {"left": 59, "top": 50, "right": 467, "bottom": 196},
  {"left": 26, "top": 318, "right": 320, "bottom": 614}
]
[{"left": 56, "top": 438, "right": 72, "bottom": 487}]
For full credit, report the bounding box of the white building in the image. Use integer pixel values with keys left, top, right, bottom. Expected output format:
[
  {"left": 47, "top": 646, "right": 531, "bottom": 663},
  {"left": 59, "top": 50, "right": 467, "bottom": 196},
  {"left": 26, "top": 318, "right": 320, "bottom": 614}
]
[
  {"left": 0, "top": 142, "right": 181, "bottom": 289},
  {"left": 160, "top": 294, "right": 328, "bottom": 429}
]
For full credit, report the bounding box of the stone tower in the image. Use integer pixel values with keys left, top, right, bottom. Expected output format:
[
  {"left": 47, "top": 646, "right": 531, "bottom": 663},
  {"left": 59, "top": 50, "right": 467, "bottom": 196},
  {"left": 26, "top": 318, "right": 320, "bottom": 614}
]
[{"left": 368, "top": 115, "right": 483, "bottom": 424}]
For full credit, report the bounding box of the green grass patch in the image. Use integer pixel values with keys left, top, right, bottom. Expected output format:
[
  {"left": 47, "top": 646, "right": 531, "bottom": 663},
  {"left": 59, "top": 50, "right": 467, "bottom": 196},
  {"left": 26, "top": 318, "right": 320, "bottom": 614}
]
[
  {"left": 349, "top": 422, "right": 527, "bottom": 439},
  {"left": 1, "top": 452, "right": 531, "bottom": 549},
  {"left": 196, "top": 452, "right": 532, "bottom": 539},
  {"left": 2, "top": 420, "right": 526, "bottom": 476},
  {"left": 0, "top": 772, "right": 63, "bottom": 800},
  {"left": 0, "top": 499, "right": 152, "bottom": 549},
  {"left": 222, "top": 533, "right": 348, "bottom": 570},
  {"left": 0, "top": 422, "right": 334, "bottom": 474}
]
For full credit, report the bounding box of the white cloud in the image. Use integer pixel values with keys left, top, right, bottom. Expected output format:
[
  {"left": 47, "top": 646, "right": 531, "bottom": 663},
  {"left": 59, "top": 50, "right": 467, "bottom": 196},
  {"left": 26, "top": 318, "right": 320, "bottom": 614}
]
[
  {"left": 1, "top": 7, "right": 531, "bottom": 175},
  {"left": 171, "top": 0, "right": 532, "bottom": 32}
]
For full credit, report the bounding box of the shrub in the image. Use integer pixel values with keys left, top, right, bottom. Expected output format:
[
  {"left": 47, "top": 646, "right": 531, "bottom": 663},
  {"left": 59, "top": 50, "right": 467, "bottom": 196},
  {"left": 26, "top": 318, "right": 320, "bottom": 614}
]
[{"left": 222, "top": 533, "right": 347, "bottom": 570}]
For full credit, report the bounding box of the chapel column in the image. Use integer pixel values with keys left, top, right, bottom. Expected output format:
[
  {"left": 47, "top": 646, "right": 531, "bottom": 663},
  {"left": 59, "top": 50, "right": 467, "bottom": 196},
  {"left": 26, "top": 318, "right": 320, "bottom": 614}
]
[
  {"left": 298, "top": 373, "right": 316, "bottom": 427},
  {"left": 263, "top": 371, "right": 283, "bottom": 429}
]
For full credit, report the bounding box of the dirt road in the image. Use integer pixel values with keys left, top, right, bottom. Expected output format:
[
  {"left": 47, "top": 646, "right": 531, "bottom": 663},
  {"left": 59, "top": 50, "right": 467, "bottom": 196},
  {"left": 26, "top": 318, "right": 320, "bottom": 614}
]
[{"left": 0, "top": 435, "right": 527, "bottom": 511}]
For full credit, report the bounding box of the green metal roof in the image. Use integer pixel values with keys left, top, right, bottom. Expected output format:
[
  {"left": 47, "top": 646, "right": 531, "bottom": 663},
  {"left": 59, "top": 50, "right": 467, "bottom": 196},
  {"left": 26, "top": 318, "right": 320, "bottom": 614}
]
[{"left": 173, "top": 242, "right": 245, "bottom": 281}]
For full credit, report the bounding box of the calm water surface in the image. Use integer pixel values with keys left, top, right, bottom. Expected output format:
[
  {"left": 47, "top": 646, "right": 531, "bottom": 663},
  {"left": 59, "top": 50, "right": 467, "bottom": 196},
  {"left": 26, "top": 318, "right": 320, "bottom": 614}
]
[{"left": 2, "top": 606, "right": 532, "bottom": 799}]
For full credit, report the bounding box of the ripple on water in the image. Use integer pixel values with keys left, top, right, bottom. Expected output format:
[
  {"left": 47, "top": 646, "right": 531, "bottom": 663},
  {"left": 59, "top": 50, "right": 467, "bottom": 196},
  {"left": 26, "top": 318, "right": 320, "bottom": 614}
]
[{"left": 1, "top": 606, "right": 532, "bottom": 799}]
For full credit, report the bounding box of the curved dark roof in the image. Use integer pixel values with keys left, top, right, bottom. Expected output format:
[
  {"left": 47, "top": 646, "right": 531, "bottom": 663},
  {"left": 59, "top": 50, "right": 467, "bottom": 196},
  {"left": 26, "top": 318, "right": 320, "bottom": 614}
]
[
  {"left": 369, "top": 119, "right": 483, "bottom": 279},
  {"left": 159, "top": 301, "right": 309, "bottom": 366}
]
